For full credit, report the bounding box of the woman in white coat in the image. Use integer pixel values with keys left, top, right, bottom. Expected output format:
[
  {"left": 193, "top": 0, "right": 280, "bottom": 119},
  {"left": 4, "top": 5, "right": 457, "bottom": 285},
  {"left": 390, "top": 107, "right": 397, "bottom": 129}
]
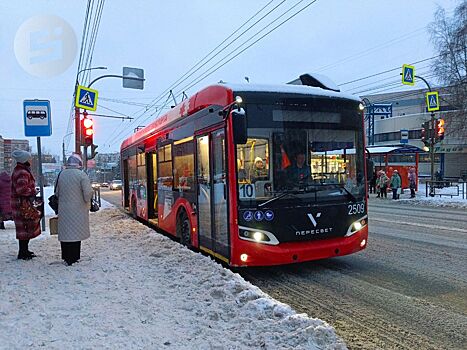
[{"left": 56, "top": 154, "right": 93, "bottom": 265}]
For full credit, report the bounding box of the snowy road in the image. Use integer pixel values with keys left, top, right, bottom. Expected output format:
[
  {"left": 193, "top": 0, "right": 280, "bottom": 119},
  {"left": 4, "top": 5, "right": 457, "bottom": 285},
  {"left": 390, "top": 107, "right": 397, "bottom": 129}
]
[
  {"left": 241, "top": 198, "right": 467, "bottom": 350},
  {"left": 101, "top": 189, "right": 467, "bottom": 349}
]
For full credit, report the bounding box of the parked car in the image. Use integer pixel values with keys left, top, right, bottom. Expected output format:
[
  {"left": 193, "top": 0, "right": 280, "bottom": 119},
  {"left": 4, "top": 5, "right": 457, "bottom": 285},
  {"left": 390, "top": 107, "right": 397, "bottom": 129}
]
[
  {"left": 101, "top": 182, "right": 109, "bottom": 187},
  {"left": 110, "top": 180, "right": 122, "bottom": 190}
]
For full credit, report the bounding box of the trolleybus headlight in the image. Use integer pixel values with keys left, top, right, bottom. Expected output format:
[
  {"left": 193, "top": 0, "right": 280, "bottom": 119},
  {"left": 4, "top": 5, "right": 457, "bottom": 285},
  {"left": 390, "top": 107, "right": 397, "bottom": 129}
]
[
  {"left": 253, "top": 231, "right": 263, "bottom": 242},
  {"left": 345, "top": 216, "right": 368, "bottom": 237},
  {"left": 240, "top": 254, "right": 248, "bottom": 262},
  {"left": 239, "top": 226, "right": 279, "bottom": 245}
]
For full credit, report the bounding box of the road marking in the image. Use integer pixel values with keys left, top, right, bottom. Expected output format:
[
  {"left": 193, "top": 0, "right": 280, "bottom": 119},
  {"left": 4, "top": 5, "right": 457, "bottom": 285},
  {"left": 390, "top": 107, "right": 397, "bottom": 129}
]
[{"left": 372, "top": 217, "right": 467, "bottom": 233}]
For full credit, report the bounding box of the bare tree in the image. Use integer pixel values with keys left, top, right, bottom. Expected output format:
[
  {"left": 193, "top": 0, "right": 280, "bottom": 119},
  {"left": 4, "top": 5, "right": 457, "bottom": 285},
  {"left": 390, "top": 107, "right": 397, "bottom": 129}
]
[{"left": 429, "top": 1, "right": 467, "bottom": 139}]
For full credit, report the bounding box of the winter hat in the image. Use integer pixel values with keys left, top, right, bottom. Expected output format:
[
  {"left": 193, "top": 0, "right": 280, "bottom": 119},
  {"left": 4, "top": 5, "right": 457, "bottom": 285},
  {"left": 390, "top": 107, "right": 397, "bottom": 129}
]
[
  {"left": 12, "top": 149, "right": 31, "bottom": 163},
  {"left": 254, "top": 157, "right": 263, "bottom": 164},
  {"left": 66, "top": 153, "right": 83, "bottom": 167}
]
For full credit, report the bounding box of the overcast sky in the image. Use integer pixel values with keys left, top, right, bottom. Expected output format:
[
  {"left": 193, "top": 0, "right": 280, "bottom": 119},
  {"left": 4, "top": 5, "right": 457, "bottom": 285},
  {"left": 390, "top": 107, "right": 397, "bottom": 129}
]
[{"left": 0, "top": 0, "right": 460, "bottom": 156}]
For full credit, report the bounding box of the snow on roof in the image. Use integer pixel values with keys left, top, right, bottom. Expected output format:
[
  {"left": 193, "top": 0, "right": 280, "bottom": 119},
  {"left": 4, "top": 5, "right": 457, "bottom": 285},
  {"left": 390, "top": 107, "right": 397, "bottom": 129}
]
[
  {"left": 220, "top": 82, "right": 361, "bottom": 102},
  {"left": 366, "top": 146, "right": 401, "bottom": 154}
]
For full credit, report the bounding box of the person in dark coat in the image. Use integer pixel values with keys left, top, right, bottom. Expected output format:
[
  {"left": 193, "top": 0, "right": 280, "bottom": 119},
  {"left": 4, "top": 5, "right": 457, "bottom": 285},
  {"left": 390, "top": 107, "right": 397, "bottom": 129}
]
[
  {"left": 0, "top": 171, "right": 13, "bottom": 229},
  {"left": 10, "top": 150, "right": 41, "bottom": 259},
  {"left": 56, "top": 154, "right": 93, "bottom": 265}
]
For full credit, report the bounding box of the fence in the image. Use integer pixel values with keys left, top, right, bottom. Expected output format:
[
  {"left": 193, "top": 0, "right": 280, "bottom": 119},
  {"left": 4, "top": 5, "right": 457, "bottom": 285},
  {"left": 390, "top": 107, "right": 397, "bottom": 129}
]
[{"left": 425, "top": 180, "right": 467, "bottom": 199}]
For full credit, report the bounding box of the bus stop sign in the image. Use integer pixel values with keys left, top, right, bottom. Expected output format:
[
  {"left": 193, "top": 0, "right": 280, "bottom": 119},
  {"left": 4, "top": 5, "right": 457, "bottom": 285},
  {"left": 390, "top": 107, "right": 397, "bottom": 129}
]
[{"left": 23, "top": 99, "right": 52, "bottom": 137}]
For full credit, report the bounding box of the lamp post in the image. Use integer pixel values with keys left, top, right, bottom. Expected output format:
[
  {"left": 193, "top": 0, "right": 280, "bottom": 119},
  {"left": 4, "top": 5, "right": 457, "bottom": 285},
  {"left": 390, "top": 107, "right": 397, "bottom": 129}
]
[{"left": 361, "top": 97, "right": 374, "bottom": 146}]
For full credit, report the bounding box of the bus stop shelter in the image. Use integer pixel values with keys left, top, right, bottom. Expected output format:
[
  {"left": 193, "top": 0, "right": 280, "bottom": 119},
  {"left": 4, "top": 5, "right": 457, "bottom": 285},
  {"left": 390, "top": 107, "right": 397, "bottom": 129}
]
[{"left": 366, "top": 145, "right": 425, "bottom": 189}]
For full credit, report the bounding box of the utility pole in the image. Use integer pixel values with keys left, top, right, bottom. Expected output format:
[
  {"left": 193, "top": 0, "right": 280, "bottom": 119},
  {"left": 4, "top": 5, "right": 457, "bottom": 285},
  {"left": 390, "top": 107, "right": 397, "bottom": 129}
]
[{"left": 415, "top": 75, "right": 436, "bottom": 195}]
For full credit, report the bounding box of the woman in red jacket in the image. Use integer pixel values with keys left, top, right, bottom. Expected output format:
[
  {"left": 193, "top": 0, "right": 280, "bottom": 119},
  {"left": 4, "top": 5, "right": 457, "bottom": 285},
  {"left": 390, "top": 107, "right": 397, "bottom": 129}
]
[
  {"left": 10, "top": 150, "right": 41, "bottom": 260},
  {"left": 0, "top": 171, "right": 13, "bottom": 229}
]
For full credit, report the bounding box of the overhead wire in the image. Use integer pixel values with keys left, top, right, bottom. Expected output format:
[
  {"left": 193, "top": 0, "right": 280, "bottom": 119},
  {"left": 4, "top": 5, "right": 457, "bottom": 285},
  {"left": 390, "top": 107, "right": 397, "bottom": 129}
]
[{"left": 103, "top": 0, "right": 301, "bottom": 146}]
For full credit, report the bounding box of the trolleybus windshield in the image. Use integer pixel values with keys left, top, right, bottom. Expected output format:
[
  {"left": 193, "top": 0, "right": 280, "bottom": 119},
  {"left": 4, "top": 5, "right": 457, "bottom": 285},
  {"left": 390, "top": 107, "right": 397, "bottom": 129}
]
[{"left": 235, "top": 97, "right": 365, "bottom": 205}]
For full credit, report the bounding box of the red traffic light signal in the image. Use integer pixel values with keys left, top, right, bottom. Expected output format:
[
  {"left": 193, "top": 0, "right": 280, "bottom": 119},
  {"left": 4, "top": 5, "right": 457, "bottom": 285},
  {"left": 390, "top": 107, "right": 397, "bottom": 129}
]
[
  {"left": 81, "top": 117, "right": 94, "bottom": 146},
  {"left": 436, "top": 118, "right": 445, "bottom": 140}
]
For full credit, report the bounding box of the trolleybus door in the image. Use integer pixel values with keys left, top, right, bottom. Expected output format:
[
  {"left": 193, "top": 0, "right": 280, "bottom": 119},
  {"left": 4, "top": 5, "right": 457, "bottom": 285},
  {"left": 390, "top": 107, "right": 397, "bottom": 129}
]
[
  {"left": 123, "top": 159, "right": 130, "bottom": 209},
  {"left": 147, "top": 151, "right": 158, "bottom": 225},
  {"left": 196, "top": 129, "right": 230, "bottom": 260},
  {"left": 212, "top": 129, "right": 229, "bottom": 259},
  {"left": 196, "top": 135, "right": 212, "bottom": 249}
]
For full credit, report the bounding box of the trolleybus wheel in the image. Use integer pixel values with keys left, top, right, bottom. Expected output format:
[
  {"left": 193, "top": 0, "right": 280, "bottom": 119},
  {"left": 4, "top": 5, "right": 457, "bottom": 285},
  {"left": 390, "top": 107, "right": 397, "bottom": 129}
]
[
  {"left": 177, "top": 210, "right": 192, "bottom": 248},
  {"left": 131, "top": 198, "right": 137, "bottom": 218}
]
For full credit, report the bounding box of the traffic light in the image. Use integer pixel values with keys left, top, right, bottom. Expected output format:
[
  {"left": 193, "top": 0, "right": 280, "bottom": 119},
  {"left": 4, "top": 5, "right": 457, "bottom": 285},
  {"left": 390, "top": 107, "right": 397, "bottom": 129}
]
[
  {"left": 436, "top": 118, "right": 445, "bottom": 141},
  {"left": 81, "top": 115, "right": 94, "bottom": 147},
  {"left": 421, "top": 121, "right": 430, "bottom": 147},
  {"left": 89, "top": 144, "right": 98, "bottom": 160}
]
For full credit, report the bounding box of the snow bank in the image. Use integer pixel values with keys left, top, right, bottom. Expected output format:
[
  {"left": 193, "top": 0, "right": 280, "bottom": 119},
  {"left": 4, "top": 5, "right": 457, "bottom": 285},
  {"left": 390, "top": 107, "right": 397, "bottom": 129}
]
[
  {"left": 399, "top": 195, "right": 467, "bottom": 209},
  {"left": 0, "top": 208, "right": 346, "bottom": 349}
]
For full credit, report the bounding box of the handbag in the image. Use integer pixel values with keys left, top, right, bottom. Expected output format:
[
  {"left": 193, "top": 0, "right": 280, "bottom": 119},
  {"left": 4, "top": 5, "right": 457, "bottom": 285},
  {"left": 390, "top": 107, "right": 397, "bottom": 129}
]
[
  {"left": 90, "top": 198, "right": 100, "bottom": 212},
  {"left": 20, "top": 197, "right": 41, "bottom": 221},
  {"left": 48, "top": 171, "right": 62, "bottom": 215},
  {"left": 49, "top": 216, "right": 58, "bottom": 235}
]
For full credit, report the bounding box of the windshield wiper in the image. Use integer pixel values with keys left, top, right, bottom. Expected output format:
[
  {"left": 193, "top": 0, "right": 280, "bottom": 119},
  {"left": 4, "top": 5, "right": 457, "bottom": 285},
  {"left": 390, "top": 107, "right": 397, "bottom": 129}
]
[
  {"left": 258, "top": 190, "right": 301, "bottom": 207},
  {"left": 324, "top": 183, "right": 357, "bottom": 202}
]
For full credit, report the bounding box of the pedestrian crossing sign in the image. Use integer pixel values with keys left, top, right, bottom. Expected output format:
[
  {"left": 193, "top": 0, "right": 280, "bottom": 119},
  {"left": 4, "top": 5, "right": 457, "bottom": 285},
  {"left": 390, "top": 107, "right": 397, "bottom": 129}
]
[
  {"left": 75, "top": 85, "right": 98, "bottom": 111},
  {"left": 426, "top": 91, "right": 440, "bottom": 112},
  {"left": 402, "top": 64, "right": 415, "bottom": 85}
]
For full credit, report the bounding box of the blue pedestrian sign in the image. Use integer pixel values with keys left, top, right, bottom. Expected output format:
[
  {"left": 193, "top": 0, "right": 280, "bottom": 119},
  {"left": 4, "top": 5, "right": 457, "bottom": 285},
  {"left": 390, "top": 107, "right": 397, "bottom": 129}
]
[
  {"left": 23, "top": 100, "right": 52, "bottom": 137},
  {"left": 402, "top": 64, "right": 415, "bottom": 86},
  {"left": 75, "top": 85, "right": 98, "bottom": 111},
  {"left": 426, "top": 91, "right": 440, "bottom": 112}
]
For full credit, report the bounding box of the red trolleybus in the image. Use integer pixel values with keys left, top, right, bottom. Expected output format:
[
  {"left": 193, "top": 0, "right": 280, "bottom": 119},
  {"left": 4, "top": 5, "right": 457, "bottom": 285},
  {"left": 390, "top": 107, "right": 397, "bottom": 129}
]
[{"left": 121, "top": 75, "right": 368, "bottom": 267}]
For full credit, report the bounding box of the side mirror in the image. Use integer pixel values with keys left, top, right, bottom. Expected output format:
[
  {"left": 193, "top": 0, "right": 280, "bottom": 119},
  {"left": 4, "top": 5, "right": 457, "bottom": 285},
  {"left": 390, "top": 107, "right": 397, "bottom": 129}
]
[{"left": 232, "top": 110, "right": 247, "bottom": 144}]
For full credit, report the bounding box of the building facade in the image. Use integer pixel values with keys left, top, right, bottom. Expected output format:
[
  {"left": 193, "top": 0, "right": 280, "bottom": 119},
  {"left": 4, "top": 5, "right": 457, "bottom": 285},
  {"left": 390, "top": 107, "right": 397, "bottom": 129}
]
[
  {"left": 0, "top": 135, "right": 4, "bottom": 172},
  {"left": 3, "top": 138, "right": 30, "bottom": 174},
  {"left": 362, "top": 88, "right": 467, "bottom": 178}
]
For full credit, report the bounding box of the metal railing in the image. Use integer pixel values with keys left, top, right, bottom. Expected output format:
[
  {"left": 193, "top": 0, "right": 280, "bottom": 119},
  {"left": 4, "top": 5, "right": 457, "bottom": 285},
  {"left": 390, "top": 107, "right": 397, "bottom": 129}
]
[{"left": 425, "top": 180, "right": 466, "bottom": 199}]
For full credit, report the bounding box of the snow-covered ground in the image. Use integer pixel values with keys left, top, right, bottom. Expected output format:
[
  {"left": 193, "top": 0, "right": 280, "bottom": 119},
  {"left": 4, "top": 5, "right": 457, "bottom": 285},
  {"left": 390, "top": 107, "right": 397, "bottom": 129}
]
[
  {"left": 397, "top": 184, "right": 467, "bottom": 209},
  {"left": 0, "top": 198, "right": 346, "bottom": 349}
]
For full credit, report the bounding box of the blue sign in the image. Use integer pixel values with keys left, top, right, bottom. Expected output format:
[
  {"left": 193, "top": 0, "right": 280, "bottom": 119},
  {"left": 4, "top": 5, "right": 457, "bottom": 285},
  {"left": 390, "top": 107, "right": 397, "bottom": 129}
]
[
  {"left": 265, "top": 210, "right": 274, "bottom": 221},
  {"left": 23, "top": 100, "right": 52, "bottom": 137},
  {"left": 402, "top": 64, "right": 415, "bottom": 86},
  {"left": 243, "top": 211, "right": 253, "bottom": 222},
  {"left": 400, "top": 129, "right": 409, "bottom": 144},
  {"left": 254, "top": 211, "right": 264, "bottom": 221},
  {"left": 75, "top": 85, "right": 98, "bottom": 111}
]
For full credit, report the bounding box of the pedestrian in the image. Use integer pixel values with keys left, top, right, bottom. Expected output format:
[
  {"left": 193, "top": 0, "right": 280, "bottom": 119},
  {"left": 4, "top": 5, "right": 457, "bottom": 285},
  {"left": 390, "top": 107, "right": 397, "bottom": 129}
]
[
  {"left": 375, "top": 171, "right": 381, "bottom": 198},
  {"left": 377, "top": 171, "right": 389, "bottom": 198},
  {"left": 390, "top": 170, "right": 402, "bottom": 200},
  {"left": 408, "top": 167, "right": 417, "bottom": 198},
  {"left": 10, "top": 150, "right": 41, "bottom": 259},
  {"left": 369, "top": 170, "right": 377, "bottom": 194},
  {"left": 56, "top": 154, "right": 93, "bottom": 266},
  {"left": 0, "top": 171, "right": 13, "bottom": 229}
]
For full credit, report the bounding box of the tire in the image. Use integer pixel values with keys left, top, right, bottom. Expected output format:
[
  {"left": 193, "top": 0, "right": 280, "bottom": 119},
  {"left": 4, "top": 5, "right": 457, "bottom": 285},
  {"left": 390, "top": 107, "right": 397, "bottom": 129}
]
[{"left": 177, "top": 210, "right": 192, "bottom": 248}]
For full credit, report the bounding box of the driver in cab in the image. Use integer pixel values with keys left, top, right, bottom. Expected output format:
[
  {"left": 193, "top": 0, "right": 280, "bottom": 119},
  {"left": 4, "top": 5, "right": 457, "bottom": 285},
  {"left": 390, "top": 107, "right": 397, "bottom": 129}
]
[{"left": 288, "top": 152, "right": 311, "bottom": 183}]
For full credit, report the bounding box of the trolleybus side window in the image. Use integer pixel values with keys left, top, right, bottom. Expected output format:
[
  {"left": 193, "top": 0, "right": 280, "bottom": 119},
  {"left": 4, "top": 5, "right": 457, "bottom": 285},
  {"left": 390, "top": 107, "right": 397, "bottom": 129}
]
[
  {"left": 173, "top": 138, "right": 194, "bottom": 191},
  {"left": 137, "top": 152, "right": 147, "bottom": 199},
  {"left": 157, "top": 144, "right": 173, "bottom": 189}
]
